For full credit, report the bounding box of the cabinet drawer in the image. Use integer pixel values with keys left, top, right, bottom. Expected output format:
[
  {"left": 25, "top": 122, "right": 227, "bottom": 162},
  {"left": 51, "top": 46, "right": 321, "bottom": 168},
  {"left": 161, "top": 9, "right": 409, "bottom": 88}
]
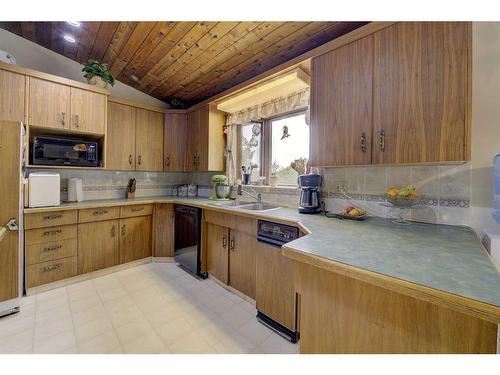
[
  {"left": 79, "top": 206, "right": 120, "bottom": 223},
  {"left": 25, "top": 238, "right": 77, "bottom": 266},
  {"left": 25, "top": 224, "right": 77, "bottom": 245},
  {"left": 120, "top": 204, "right": 153, "bottom": 218},
  {"left": 25, "top": 210, "right": 78, "bottom": 229},
  {"left": 26, "top": 256, "right": 77, "bottom": 288}
]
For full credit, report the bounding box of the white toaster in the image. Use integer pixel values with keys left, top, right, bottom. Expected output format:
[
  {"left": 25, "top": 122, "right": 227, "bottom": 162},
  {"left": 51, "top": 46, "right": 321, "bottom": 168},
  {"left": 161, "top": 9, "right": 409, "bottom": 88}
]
[{"left": 28, "top": 173, "right": 61, "bottom": 207}]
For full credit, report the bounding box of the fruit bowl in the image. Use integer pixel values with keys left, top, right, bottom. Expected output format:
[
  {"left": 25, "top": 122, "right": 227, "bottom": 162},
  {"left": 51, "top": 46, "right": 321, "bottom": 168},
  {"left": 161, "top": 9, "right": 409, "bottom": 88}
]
[
  {"left": 386, "top": 194, "right": 422, "bottom": 208},
  {"left": 385, "top": 187, "right": 422, "bottom": 225}
]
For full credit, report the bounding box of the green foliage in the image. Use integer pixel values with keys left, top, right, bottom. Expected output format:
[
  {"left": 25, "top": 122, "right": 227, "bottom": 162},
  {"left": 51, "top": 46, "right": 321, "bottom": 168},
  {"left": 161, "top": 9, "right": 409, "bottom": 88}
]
[
  {"left": 167, "top": 98, "right": 188, "bottom": 109},
  {"left": 82, "top": 59, "right": 115, "bottom": 86}
]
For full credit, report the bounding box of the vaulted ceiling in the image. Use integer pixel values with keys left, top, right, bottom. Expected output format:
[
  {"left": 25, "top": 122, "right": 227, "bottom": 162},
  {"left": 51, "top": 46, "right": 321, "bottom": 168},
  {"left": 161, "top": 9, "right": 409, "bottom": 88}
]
[{"left": 0, "top": 21, "right": 367, "bottom": 105}]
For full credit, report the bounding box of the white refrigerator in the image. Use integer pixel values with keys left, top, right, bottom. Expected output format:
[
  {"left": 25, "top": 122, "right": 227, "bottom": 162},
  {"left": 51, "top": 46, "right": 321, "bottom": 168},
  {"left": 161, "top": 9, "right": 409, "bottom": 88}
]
[{"left": 0, "top": 121, "right": 25, "bottom": 317}]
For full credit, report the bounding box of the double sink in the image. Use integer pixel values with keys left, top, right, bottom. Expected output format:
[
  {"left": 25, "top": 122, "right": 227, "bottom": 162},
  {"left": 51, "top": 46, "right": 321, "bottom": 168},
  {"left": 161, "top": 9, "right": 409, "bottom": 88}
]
[{"left": 209, "top": 200, "right": 280, "bottom": 212}]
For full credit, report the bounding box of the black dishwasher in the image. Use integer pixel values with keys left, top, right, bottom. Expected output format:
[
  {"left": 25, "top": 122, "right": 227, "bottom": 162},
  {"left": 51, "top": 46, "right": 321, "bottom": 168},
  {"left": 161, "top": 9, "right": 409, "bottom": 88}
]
[{"left": 174, "top": 205, "right": 206, "bottom": 278}]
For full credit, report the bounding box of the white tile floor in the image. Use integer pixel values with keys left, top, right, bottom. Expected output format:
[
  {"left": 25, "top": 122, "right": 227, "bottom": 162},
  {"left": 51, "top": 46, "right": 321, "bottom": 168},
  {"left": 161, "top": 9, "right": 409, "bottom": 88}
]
[{"left": 0, "top": 263, "right": 299, "bottom": 354}]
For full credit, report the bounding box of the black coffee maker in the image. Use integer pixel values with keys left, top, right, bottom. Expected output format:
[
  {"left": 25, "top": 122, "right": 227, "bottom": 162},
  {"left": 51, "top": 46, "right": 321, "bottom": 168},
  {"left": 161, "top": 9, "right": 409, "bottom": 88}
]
[{"left": 298, "top": 174, "right": 322, "bottom": 214}]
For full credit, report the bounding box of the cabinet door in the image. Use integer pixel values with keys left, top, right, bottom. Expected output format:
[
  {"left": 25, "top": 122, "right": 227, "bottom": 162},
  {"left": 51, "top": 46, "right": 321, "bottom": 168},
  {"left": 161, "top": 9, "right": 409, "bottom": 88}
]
[
  {"left": 373, "top": 22, "right": 469, "bottom": 164},
  {"left": 196, "top": 106, "right": 210, "bottom": 171},
  {"left": 310, "top": 35, "right": 373, "bottom": 166},
  {"left": 153, "top": 204, "right": 174, "bottom": 257},
  {"left": 106, "top": 102, "right": 136, "bottom": 170},
  {"left": 164, "top": 112, "right": 187, "bottom": 172},
  {"left": 70, "top": 87, "right": 106, "bottom": 134},
  {"left": 135, "top": 108, "right": 164, "bottom": 171},
  {"left": 0, "top": 69, "right": 26, "bottom": 123},
  {"left": 256, "top": 242, "right": 296, "bottom": 330},
  {"left": 207, "top": 223, "right": 229, "bottom": 284},
  {"left": 29, "top": 77, "right": 70, "bottom": 129},
  {"left": 77, "top": 219, "right": 119, "bottom": 274},
  {"left": 229, "top": 229, "right": 256, "bottom": 299},
  {"left": 119, "top": 216, "right": 152, "bottom": 264},
  {"left": 185, "top": 109, "right": 199, "bottom": 172}
]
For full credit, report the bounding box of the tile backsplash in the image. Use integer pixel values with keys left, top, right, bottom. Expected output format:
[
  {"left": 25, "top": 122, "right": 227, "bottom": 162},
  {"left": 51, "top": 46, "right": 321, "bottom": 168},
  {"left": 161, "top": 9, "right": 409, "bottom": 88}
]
[{"left": 25, "top": 169, "right": 218, "bottom": 200}]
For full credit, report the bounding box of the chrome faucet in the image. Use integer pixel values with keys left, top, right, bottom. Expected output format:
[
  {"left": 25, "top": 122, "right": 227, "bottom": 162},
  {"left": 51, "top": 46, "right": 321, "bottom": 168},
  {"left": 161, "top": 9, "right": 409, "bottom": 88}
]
[{"left": 237, "top": 185, "right": 262, "bottom": 203}]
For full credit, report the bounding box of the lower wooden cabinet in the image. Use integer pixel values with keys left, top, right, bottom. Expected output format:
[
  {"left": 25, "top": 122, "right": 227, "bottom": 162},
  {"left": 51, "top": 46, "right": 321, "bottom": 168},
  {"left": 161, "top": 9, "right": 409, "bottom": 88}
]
[
  {"left": 26, "top": 256, "right": 77, "bottom": 288},
  {"left": 207, "top": 223, "right": 229, "bottom": 284},
  {"left": 119, "top": 216, "right": 152, "bottom": 264},
  {"left": 77, "top": 219, "right": 119, "bottom": 274},
  {"left": 154, "top": 204, "right": 174, "bottom": 257},
  {"left": 228, "top": 229, "right": 256, "bottom": 299}
]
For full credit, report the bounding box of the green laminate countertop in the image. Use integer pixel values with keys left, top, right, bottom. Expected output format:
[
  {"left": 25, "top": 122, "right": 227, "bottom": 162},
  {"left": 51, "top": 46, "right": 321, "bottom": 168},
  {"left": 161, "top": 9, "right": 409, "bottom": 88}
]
[{"left": 24, "top": 196, "right": 500, "bottom": 316}]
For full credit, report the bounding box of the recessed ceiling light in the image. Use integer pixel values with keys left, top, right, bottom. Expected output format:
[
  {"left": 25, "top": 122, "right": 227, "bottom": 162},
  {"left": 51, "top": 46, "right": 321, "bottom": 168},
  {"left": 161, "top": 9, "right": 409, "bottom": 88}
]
[
  {"left": 63, "top": 34, "right": 76, "bottom": 43},
  {"left": 66, "top": 21, "right": 80, "bottom": 27},
  {"left": 130, "top": 74, "right": 139, "bottom": 82}
]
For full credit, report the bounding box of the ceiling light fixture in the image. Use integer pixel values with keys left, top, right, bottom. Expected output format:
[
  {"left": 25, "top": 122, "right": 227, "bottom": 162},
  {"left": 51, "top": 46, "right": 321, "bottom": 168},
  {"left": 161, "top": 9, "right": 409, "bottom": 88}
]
[
  {"left": 63, "top": 34, "right": 76, "bottom": 43},
  {"left": 130, "top": 74, "right": 139, "bottom": 82},
  {"left": 66, "top": 21, "right": 80, "bottom": 27}
]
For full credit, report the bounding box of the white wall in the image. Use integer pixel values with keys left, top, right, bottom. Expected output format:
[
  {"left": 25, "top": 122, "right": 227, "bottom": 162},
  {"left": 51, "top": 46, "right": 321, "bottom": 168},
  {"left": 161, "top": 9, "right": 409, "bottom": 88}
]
[
  {"left": 470, "top": 22, "right": 500, "bottom": 239},
  {"left": 0, "top": 28, "right": 168, "bottom": 108}
]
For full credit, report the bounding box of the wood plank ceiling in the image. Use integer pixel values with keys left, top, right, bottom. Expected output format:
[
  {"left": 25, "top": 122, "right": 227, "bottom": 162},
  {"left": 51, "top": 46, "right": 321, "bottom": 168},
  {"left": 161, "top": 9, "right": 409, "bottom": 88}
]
[{"left": 0, "top": 21, "right": 367, "bottom": 105}]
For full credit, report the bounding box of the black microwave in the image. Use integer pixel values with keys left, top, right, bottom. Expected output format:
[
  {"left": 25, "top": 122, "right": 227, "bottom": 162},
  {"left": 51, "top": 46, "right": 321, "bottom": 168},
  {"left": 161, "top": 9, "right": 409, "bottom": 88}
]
[{"left": 32, "top": 136, "right": 100, "bottom": 167}]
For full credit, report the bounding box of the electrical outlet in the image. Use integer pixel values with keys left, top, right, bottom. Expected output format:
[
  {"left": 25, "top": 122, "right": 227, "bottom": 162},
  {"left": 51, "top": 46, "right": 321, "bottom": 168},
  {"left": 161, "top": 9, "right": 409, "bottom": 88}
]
[{"left": 334, "top": 180, "right": 347, "bottom": 194}]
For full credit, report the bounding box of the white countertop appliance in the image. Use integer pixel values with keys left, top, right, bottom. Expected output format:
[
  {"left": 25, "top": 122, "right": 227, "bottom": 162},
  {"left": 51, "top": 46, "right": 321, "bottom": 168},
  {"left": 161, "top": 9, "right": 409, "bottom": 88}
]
[
  {"left": 67, "top": 177, "right": 83, "bottom": 202},
  {"left": 28, "top": 173, "right": 61, "bottom": 207}
]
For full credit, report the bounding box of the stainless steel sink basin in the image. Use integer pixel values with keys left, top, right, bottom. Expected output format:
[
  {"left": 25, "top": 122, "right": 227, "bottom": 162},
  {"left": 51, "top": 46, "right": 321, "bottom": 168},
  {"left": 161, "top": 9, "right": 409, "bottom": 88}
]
[
  {"left": 238, "top": 203, "right": 281, "bottom": 211},
  {"left": 208, "top": 200, "right": 245, "bottom": 207}
]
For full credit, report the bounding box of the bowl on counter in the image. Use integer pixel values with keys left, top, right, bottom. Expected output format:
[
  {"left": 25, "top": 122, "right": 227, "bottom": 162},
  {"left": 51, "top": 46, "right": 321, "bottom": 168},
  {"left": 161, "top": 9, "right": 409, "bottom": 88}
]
[{"left": 215, "top": 184, "right": 231, "bottom": 199}]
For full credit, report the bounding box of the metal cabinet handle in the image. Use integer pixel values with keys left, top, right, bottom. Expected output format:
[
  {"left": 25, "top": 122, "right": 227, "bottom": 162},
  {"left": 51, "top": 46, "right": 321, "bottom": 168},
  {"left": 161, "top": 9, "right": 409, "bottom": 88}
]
[
  {"left": 165, "top": 156, "right": 170, "bottom": 168},
  {"left": 73, "top": 114, "right": 80, "bottom": 128},
  {"left": 230, "top": 238, "right": 235, "bottom": 251},
  {"left": 379, "top": 129, "right": 386, "bottom": 152},
  {"left": 60, "top": 112, "right": 66, "bottom": 127},
  {"left": 360, "top": 132, "right": 367, "bottom": 153},
  {"left": 222, "top": 236, "right": 227, "bottom": 248},
  {"left": 44, "top": 263, "right": 61, "bottom": 272},
  {"left": 92, "top": 210, "right": 108, "bottom": 215},
  {"left": 43, "top": 244, "right": 62, "bottom": 252},
  {"left": 43, "top": 229, "right": 62, "bottom": 236},
  {"left": 121, "top": 225, "right": 126, "bottom": 236},
  {"left": 138, "top": 155, "right": 142, "bottom": 165},
  {"left": 131, "top": 207, "right": 144, "bottom": 212},
  {"left": 129, "top": 154, "right": 133, "bottom": 165},
  {"left": 43, "top": 214, "right": 62, "bottom": 220},
  {"left": 111, "top": 225, "right": 116, "bottom": 237}
]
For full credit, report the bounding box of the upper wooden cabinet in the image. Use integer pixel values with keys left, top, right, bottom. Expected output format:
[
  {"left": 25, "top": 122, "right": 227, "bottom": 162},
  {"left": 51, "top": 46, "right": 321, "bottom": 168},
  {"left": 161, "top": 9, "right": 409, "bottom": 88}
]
[
  {"left": 106, "top": 102, "right": 137, "bottom": 170},
  {"left": 0, "top": 69, "right": 26, "bottom": 123},
  {"left": 185, "top": 105, "right": 226, "bottom": 172},
  {"left": 29, "top": 77, "right": 107, "bottom": 134},
  {"left": 136, "top": 108, "right": 164, "bottom": 171},
  {"left": 70, "top": 87, "right": 106, "bottom": 135},
  {"left": 29, "top": 77, "right": 71, "bottom": 130},
  {"left": 106, "top": 99, "right": 164, "bottom": 171},
  {"left": 310, "top": 35, "right": 374, "bottom": 166},
  {"left": 372, "top": 22, "right": 470, "bottom": 164},
  {"left": 310, "top": 21, "right": 471, "bottom": 166},
  {"left": 164, "top": 112, "right": 187, "bottom": 172}
]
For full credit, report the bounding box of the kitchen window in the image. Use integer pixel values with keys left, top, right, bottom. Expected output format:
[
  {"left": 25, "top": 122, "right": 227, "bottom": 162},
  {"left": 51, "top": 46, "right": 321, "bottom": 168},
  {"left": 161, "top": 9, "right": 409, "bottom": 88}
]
[{"left": 237, "top": 110, "right": 309, "bottom": 186}]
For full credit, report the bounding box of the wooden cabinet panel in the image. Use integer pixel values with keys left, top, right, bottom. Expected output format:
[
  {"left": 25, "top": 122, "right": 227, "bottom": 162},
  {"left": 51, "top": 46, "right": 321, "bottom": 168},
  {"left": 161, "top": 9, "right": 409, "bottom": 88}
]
[
  {"left": 119, "top": 216, "right": 152, "bottom": 264},
  {"left": 185, "top": 109, "right": 199, "bottom": 172},
  {"left": 229, "top": 229, "right": 256, "bottom": 299},
  {"left": 311, "top": 35, "right": 373, "bottom": 166},
  {"left": 106, "top": 102, "right": 136, "bottom": 170},
  {"left": 164, "top": 112, "right": 187, "bottom": 172},
  {"left": 29, "top": 77, "right": 70, "bottom": 130},
  {"left": 256, "top": 242, "right": 296, "bottom": 330},
  {"left": 153, "top": 204, "right": 174, "bottom": 258},
  {"left": 26, "top": 238, "right": 77, "bottom": 266},
  {"left": 70, "top": 87, "right": 106, "bottom": 134},
  {"left": 78, "top": 206, "right": 120, "bottom": 223},
  {"left": 25, "top": 210, "right": 78, "bottom": 229},
  {"left": 207, "top": 223, "right": 229, "bottom": 284},
  {"left": 135, "top": 108, "right": 164, "bottom": 171},
  {"left": 25, "top": 224, "right": 77, "bottom": 245},
  {"left": 78, "top": 219, "right": 119, "bottom": 274},
  {"left": 373, "top": 22, "right": 469, "bottom": 163},
  {"left": 0, "top": 69, "right": 26, "bottom": 123},
  {"left": 120, "top": 204, "right": 153, "bottom": 218},
  {"left": 26, "top": 256, "right": 77, "bottom": 288}
]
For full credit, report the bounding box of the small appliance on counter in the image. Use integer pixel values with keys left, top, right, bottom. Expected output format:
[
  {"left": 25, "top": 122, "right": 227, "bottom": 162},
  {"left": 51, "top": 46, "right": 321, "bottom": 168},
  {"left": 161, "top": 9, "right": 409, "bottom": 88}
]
[
  {"left": 209, "top": 175, "right": 230, "bottom": 200},
  {"left": 187, "top": 184, "right": 198, "bottom": 197},
  {"left": 32, "top": 136, "right": 100, "bottom": 167},
  {"left": 298, "top": 173, "right": 322, "bottom": 214},
  {"left": 28, "top": 173, "right": 60, "bottom": 207},
  {"left": 67, "top": 178, "right": 83, "bottom": 202}
]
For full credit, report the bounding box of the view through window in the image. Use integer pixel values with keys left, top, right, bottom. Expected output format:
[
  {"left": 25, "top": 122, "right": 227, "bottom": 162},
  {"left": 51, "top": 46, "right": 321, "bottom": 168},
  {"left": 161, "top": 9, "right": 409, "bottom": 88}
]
[
  {"left": 271, "top": 112, "right": 309, "bottom": 185},
  {"left": 240, "top": 122, "right": 262, "bottom": 182}
]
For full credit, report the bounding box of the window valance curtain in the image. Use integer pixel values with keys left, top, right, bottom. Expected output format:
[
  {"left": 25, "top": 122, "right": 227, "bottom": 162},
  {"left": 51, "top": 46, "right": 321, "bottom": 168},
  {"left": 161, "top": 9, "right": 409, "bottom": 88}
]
[{"left": 225, "top": 88, "right": 310, "bottom": 184}]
